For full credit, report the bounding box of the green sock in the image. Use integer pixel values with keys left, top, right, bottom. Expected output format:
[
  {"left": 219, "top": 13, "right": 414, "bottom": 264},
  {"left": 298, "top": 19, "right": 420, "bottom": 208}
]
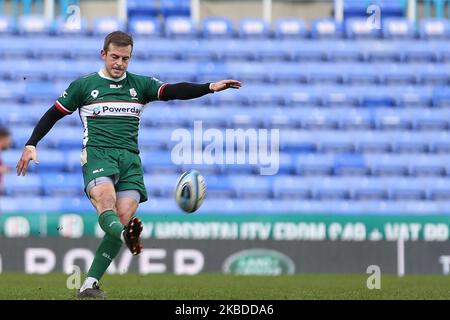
[
  {"left": 87, "top": 233, "right": 123, "bottom": 280},
  {"left": 98, "top": 210, "right": 123, "bottom": 240}
]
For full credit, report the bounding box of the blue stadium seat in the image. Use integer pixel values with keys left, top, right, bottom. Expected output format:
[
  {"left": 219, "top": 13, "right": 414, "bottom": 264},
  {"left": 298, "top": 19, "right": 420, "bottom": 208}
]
[
  {"left": 273, "top": 18, "right": 306, "bottom": 38},
  {"left": 0, "top": 196, "right": 63, "bottom": 212},
  {"left": 366, "top": 154, "right": 410, "bottom": 176},
  {"left": 417, "top": 63, "right": 450, "bottom": 85},
  {"left": 128, "top": 17, "right": 161, "bottom": 37},
  {"left": 65, "top": 38, "right": 101, "bottom": 60},
  {"left": 54, "top": 15, "right": 89, "bottom": 36},
  {"left": 333, "top": 153, "right": 367, "bottom": 176},
  {"left": 381, "top": 63, "right": 417, "bottom": 84},
  {"left": 127, "top": 0, "right": 159, "bottom": 19},
  {"left": 409, "top": 154, "right": 448, "bottom": 177},
  {"left": 277, "top": 153, "right": 295, "bottom": 174},
  {"left": 160, "top": 0, "right": 191, "bottom": 17},
  {"left": 298, "top": 108, "right": 338, "bottom": 129},
  {"left": 327, "top": 40, "right": 361, "bottom": 62},
  {"left": 374, "top": 0, "right": 405, "bottom": 17},
  {"left": 393, "top": 132, "right": 430, "bottom": 153},
  {"left": 8, "top": 59, "right": 50, "bottom": 81},
  {"left": 228, "top": 175, "right": 272, "bottom": 199},
  {"left": 428, "top": 178, "right": 450, "bottom": 200},
  {"left": 382, "top": 18, "right": 415, "bottom": 39},
  {"left": 427, "top": 132, "right": 450, "bottom": 153},
  {"left": 269, "top": 62, "right": 306, "bottom": 83},
  {"left": 0, "top": 149, "right": 22, "bottom": 170},
  {"left": 279, "top": 130, "right": 316, "bottom": 153},
  {"left": 4, "top": 104, "right": 44, "bottom": 125},
  {"left": 44, "top": 127, "right": 84, "bottom": 149},
  {"left": 0, "top": 36, "right": 34, "bottom": 58},
  {"left": 9, "top": 125, "right": 33, "bottom": 148},
  {"left": 18, "top": 15, "right": 51, "bottom": 35},
  {"left": 202, "top": 17, "right": 234, "bottom": 38},
  {"left": 92, "top": 17, "right": 125, "bottom": 36},
  {"left": 144, "top": 173, "right": 180, "bottom": 197},
  {"left": 388, "top": 177, "right": 427, "bottom": 200},
  {"left": 403, "top": 41, "right": 439, "bottom": 62},
  {"left": 219, "top": 40, "right": 257, "bottom": 61},
  {"left": 164, "top": 16, "right": 196, "bottom": 38},
  {"left": 60, "top": 197, "right": 94, "bottom": 213},
  {"left": 33, "top": 40, "right": 70, "bottom": 59},
  {"left": 137, "top": 197, "right": 181, "bottom": 213},
  {"left": 335, "top": 108, "right": 373, "bottom": 130},
  {"left": 139, "top": 128, "right": 176, "bottom": 150},
  {"left": 41, "top": 173, "right": 84, "bottom": 196},
  {"left": 345, "top": 18, "right": 380, "bottom": 39},
  {"left": 239, "top": 18, "right": 270, "bottom": 38},
  {"left": 272, "top": 176, "right": 312, "bottom": 199},
  {"left": 22, "top": 81, "right": 59, "bottom": 103},
  {"left": 306, "top": 63, "right": 343, "bottom": 84},
  {"left": 140, "top": 151, "right": 179, "bottom": 173},
  {"left": 342, "top": 0, "right": 368, "bottom": 17},
  {"left": 295, "top": 154, "right": 334, "bottom": 176},
  {"left": 373, "top": 108, "right": 412, "bottom": 130},
  {"left": 173, "top": 40, "right": 216, "bottom": 61},
  {"left": 310, "top": 18, "right": 343, "bottom": 39},
  {"left": 257, "top": 41, "right": 291, "bottom": 61},
  {"left": 312, "top": 177, "right": 351, "bottom": 200},
  {"left": 351, "top": 177, "right": 388, "bottom": 200},
  {"left": 66, "top": 149, "right": 82, "bottom": 173},
  {"left": 3, "top": 173, "right": 42, "bottom": 196},
  {"left": 0, "top": 15, "right": 16, "bottom": 34},
  {"left": 419, "top": 18, "right": 450, "bottom": 39},
  {"left": 263, "top": 109, "right": 297, "bottom": 128},
  {"left": 343, "top": 63, "right": 380, "bottom": 84},
  {"left": 226, "top": 62, "right": 268, "bottom": 83},
  {"left": 204, "top": 175, "right": 234, "bottom": 198},
  {"left": 411, "top": 108, "right": 450, "bottom": 130},
  {"left": 134, "top": 61, "right": 197, "bottom": 82},
  {"left": 30, "top": 149, "right": 66, "bottom": 172}
]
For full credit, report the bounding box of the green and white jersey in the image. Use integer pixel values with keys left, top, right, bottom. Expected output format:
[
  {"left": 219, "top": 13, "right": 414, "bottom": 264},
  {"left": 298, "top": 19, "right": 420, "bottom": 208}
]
[{"left": 55, "top": 70, "right": 165, "bottom": 153}]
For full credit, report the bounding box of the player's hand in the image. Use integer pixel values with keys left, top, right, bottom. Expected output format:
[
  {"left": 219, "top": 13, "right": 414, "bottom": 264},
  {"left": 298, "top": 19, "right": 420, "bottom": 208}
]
[
  {"left": 209, "top": 80, "right": 242, "bottom": 92},
  {"left": 16, "top": 145, "right": 39, "bottom": 176}
]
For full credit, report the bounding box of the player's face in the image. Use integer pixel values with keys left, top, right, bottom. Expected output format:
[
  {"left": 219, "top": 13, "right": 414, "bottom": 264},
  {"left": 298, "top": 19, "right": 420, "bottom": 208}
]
[{"left": 101, "top": 44, "right": 132, "bottom": 79}]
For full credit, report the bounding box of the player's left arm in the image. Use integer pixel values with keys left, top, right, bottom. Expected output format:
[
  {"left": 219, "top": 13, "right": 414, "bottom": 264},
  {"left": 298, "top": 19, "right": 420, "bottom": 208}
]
[{"left": 159, "top": 79, "right": 241, "bottom": 101}]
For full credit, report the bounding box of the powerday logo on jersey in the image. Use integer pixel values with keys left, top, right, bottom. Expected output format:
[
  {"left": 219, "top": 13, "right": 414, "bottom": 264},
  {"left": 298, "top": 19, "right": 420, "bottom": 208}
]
[
  {"left": 92, "top": 106, "right": 101, "bottom": 116},
  {"left": 84, "top": 102, "right": 144, "bottom": 118}
]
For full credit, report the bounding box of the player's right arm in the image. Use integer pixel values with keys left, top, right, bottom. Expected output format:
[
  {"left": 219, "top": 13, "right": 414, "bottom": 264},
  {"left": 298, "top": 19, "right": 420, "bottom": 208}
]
[{"left": 16, "top": 81, "right": 82, "bottom": 176}]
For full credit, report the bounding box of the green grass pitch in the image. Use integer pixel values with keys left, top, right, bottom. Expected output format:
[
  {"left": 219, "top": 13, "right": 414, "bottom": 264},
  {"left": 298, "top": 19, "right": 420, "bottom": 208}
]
[{"left": 0, "top": 273, "right": 449, "bottom": 300}]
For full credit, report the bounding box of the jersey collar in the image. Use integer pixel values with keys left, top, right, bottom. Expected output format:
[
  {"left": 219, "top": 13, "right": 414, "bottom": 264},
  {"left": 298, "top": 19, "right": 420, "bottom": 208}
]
[{"left": 98, "top": 69, "right": 127, "bottom": 82}]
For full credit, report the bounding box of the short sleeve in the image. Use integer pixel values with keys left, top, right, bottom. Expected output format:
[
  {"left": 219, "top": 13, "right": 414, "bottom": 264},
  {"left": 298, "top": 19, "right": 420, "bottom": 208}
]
[
  {"left": 55, "top": 80, "right": 82, "bottom": 114},
  {"left": 145, "top": 76, "right": 166, "bottom": 102}
]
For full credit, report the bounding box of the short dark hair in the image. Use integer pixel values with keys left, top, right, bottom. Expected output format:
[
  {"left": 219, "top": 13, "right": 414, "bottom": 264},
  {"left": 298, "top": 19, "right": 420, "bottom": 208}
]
[
  {"left": 0, "top": 127, "right": 10, "bottom": 138},
  {"left": 103, "top": 31, "right": 133, "bottom": 52}
]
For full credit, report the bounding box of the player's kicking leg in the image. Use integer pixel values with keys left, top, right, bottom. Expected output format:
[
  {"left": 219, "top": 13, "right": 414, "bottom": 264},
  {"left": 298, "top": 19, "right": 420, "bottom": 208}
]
[{"left": 78, "top": 186, "right": 142, "bottom": 299}]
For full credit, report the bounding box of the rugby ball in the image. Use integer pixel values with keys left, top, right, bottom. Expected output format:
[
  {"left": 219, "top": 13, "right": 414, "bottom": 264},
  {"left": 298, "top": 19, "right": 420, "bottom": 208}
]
[{"left": 175, "top": 170, "right": 206, "bottom": 213}]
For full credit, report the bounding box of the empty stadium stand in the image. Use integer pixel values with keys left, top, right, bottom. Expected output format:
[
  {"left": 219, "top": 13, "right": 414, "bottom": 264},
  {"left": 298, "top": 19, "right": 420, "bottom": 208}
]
[{"left": 1, "top": 3, "right": 450, "bottom": 215}]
